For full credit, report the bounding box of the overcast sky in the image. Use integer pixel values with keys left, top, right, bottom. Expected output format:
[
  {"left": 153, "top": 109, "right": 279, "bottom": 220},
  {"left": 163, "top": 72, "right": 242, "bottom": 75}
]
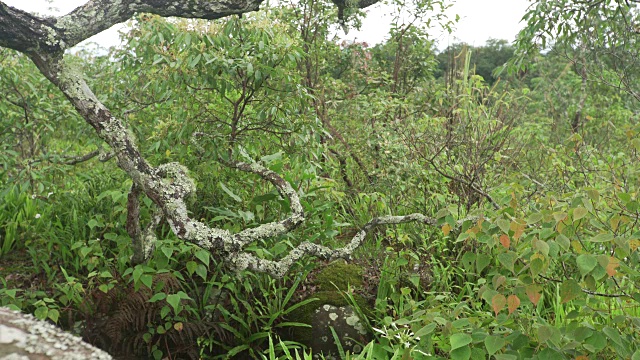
[{"left": 4, "top": 0, "right": 531, "bottom": 50}]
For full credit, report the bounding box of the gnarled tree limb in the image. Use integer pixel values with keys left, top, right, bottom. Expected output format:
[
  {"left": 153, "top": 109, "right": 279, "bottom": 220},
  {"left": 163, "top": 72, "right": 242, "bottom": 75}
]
[{"left": 1, "top": 0, "right": 441, "bottom": 279}]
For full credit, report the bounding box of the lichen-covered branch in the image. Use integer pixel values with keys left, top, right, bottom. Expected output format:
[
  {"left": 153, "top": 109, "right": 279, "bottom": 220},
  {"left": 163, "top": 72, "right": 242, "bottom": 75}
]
[
  {"left": 0, "top": 0, "right": 264, "bottom": 53},
  {"left": 1, "top": 0, "right": 422, "bottom": 278},
  {"left": 228, "top": 160, "right": 306, "bottom": 246},
  {"left": 228, "top": 213, "right": 443, "bottom": 278}
]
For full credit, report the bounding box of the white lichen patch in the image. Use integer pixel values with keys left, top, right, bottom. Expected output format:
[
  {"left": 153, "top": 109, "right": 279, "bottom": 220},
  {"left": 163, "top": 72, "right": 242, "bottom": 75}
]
[
  {"left": 57, "top": 56, "right": 98, "bottom": 103},
  {"left": 157, "top": 162, "right": 196, "bottom": 196},
  {"left": 0, "top": 324, "right": 26, "bottom": 343},
  {"left": 345, "top": 314, "right": 367, "bottom": 335},
  {"left": 329, "top": 313, "right": 338, "bottom": 321}
]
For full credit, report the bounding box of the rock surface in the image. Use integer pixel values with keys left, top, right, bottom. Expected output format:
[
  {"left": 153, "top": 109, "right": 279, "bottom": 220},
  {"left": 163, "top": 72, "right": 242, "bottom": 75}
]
[
  {"left": 0, "top": 307, "right": 112, "bottom": 360},
  {"left": 310, "top": 304, "right": 369, "bottom": 359}
]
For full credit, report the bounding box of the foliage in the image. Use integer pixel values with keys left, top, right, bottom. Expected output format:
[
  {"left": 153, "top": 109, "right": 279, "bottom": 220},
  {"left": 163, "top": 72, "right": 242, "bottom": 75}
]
[{"left": 1, "top": 0, "right": 640, "bottom": 359}]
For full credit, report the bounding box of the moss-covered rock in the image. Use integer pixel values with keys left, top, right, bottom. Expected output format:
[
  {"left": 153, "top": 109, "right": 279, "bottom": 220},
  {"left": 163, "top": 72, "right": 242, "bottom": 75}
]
[{"left": 284, "top": 260, "right": 373, "bottom": 355}]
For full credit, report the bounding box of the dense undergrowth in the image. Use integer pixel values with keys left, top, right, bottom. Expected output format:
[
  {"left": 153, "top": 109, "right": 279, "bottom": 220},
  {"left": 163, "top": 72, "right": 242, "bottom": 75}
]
[{"left": 1, "top": 0, "right": 640, "bottom": 359}]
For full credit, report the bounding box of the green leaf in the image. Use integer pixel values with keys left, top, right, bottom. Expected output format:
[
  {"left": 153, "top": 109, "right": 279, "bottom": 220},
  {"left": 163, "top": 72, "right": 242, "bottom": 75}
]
[
  {"left": 220, "top": 182, "right": 242, "bottom": 202},
  {"left": 485, "top": 335, "right": 506, "bottom": 355},
  {"left": 195, "top": 264, "right": 207, "bottom": 281},
  {"left": 476, "top": 253, "right": 491, "bottom": 274},
  {"left": 47, "top": 308, "right": 59, "bottom": 323},
  {"left": 186, "top": 261, "right": 197, "bottom": 275},
  {"left": 149, "top": 292, "right": 167, "bottom": 302},
  {"left": 537, "top": 325, "right": 555, "bottom": 343},
  {"left": 194, "top": 249, "right": 210, "bottom": 267},
  {"left": 556, "top": 234, "right": 570, "bottom": 250},
  {"left": 161, "top": 246, "right": 173, "bottom": 259},
  {"left": 166, "top": 293, "right": 181, "bottom": 315},
  {"left": 576, "top": 254, "right": 597, "bottom": 276},
  {"left": 559, "top": 279, "right": 582, "bottom": 303},
  {"left": 415, "top": 323, "right": 437, "bottom": 337},
  {"left": 589, "top": 233, "right": 614, "bottom": 243},
  {"left": 526, "top": 212, "right": 543, "bottom": 224},
  {"left": 450, "top": 345, "right": 471, "bottom": 360},
  {"left": 584, "top": 332, "right": 607, "bottom": 352},
  {"left": 498, "top": 251, "right": 517, "bottom": 273},
  {"left": 189, "top": 54, "right": 202, "bottom": 68},
  {"left": 140, "top": 274, "right": 153, "bottom": 290},
  {"left": 573, "top": 206, "right": 588, "bottom": 221},
  {"left": 494, "top": 355, "right": 517, "bottom": 360},
  {"left": 450, "top": 333, "right": 472, "bottom": 350},
  {"left": 87, "top": 219, "right": 98, "bottom": 229},
  {"left": 461, "top": 252, "right": 476, "bottom": 272},
  {"left": 497, "top": 219, "right": 510, "bottom": 234},
  {"left": 603, "top": 326, "right": 623, "bottom": 346},
  {"left": 34, "top": 307, "right": 48, "bottom": 320}
]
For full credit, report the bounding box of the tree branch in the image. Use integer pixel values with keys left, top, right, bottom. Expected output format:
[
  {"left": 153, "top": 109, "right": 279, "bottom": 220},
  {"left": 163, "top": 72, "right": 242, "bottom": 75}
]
[
  {"left": 1, "top": 0, "right": 422, "bottom": 278},
  {"left": 229, "top": 213, "right": 446, "bottom": 278},
  {"left": 0, "top": 0, "right": 265, "bottom": 53}
]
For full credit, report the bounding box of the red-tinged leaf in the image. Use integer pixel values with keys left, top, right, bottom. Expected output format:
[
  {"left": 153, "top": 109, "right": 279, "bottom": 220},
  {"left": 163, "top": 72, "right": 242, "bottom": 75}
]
[
  {"left": 492, "top": 275, "right": 506, "bottom": 290},
  {"left": 575, "top": 356, "right": 589, "bottom": 360},
  {"left": 526, "top": 284, "right": 542, "bottom": 306},
  {"left": 174, "top": 322, "right": 184, "bottom": 331},
  {"left": 492, "top": 293, "right": 507, "bottom": 316},
  {"left": 499, "top": 234, "right": 510, "bottom": 249},
  {"left": 560, "top": 279, "right": 582, "bottom": 304},
  {"left": 606, "top": 257, "right": 620, "bottom": 277},
  {"left": 507, "top": 294, "right": 521, "bottom": 315}
]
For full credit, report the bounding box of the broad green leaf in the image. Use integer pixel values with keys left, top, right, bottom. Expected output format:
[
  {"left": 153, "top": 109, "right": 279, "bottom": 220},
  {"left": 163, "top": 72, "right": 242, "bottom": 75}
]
[
  {"left": 560, "top": 279, "right": 582, "bottom": 303},
  {"left": 497, "top": 219, "right": 510, "bottom": 234},
  {"left": 589, "top": 233, "right": 614, "bottom": 243},
  {"left": 576, "top": 254, "right": 597, "bottom": 276},
  {"left": 573, "top": 206, "right": 588, "bottom": 221},
  {"left": 603, "top": 326, "right": 623, "bottom": 346},
  {"left": 47, "top": 308, "right": 59, "bottom": 323},
  {"left": 140, "top": 274, "right": 153, "bottom": 290},
  {"left": 526, "top": 212, "right": 543, "bottom": 224},
  {"left": 498, "top": 251, "right": 517, "bottom": 273},
  {"left": 186, "top": 261, "right": 197, "bottom": 275},
  {"left": 556, "top": 234, "right": 570, "bottom": 250},
  {"left": 34, "top": 307, "right": 48, "bottom": 320},
  {"left": 450, "top": 345, "right": 471, "bottom": 360},
  {"left": 194, "top": 249, "right": 210, "bottom": 267},
  {"left": 461, "top": 252, "right": 476, "bottom": 271},
  {"left": 166, "top": 293, "right": 182, "bottom": 315},
  {"left": 450, "top": 333, "right": 472, "bottom": 350},
  {"left": 485, "top": 335, "right": 506, "bottom": 355},
  {"left": 537, "top": 325, "right": 555, "bottom": 343},
  {"left": 415, "top": 323, "right": 437, "bottom": 337},
  {"left": 476, "top": 253, "right": 491, "bottom": 273},
  {"left": 148, "top": 292, "right": 167, "bottom": 302},
  {"left": 584, "top": 332, "right": 607, "bottom": 352}
]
